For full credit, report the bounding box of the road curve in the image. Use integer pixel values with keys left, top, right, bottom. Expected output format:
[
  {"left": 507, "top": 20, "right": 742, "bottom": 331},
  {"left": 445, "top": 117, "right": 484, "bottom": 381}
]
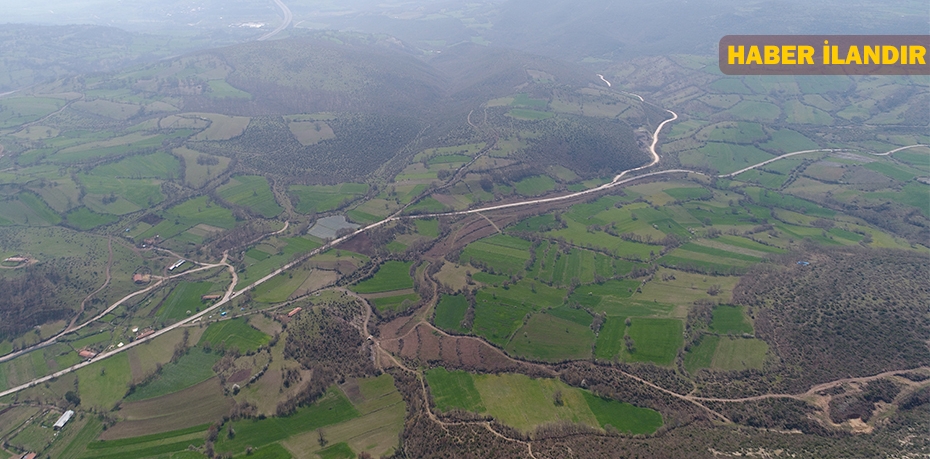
[
  {"left": 257, "top": 0, "right": 292, "bottom": 41},
  {"left": 0, "top": 84, "right": 923, "bottom": 400}
]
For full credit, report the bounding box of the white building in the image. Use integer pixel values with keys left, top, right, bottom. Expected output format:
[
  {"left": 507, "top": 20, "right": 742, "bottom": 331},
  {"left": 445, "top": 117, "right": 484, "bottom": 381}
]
[{"left": 53, "top": 410, "right": 74, "bottom": 430}]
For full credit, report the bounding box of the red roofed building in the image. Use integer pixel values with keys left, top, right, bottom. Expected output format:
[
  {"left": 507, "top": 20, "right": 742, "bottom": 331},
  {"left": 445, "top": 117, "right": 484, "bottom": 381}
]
[
  {"left": 78, "top": 349, "right": 97, "bottom": 359},
  {"left": 287, "top": 307, "right": 302, "bottom": 317}
]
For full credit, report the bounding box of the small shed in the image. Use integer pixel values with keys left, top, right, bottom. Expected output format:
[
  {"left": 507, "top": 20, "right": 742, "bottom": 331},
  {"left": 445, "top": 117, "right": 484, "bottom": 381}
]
[{"left": 53, "top": 410, "right": 74, "bottom": 430}]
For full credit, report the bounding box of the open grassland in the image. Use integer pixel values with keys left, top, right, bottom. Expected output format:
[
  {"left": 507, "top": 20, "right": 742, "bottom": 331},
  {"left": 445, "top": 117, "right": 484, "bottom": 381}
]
[
  {"left": 426, "top": 368, "right": 485, "bottom": 413},
  {"left": 624, "top": 318, "right": 683, "bottom": 365},
  {"left": 105, "top": 379, "right": 229, "bottom": 441},
  {"left": 369, "top": 292, "right": 420, "bottom": 313},
  {"left": 709, "top": 305, "right": 753, "bottom": 335},
  {"left": 685, "top": 335, "right": 768, "bottom": 372},
  {"left": 216, "top": 387, "right": 359, "bottom": 456},
  {"left": 172, "top": 147, "right": 232, "bottom": 188},
  {"left": 679, "top": 142, "right": 774, "bottom": 174},
  {"left": 71, "top": 99, "right": 141, "bottom": 120},
  {"left": 124, "top": 348, "right": 220, "bottom": 401},
  {"left": 0, "top": 191, "right": 61, "bottom": 226},
  {"left": 0, "top": 96, "right": 64, "bottom": 128},
  {"left": 64, "top": 207, "right": 119, "bottom": 230},
  {"left": 351, "top": 261, "right": 413, "bottom": 293},
  {"left": 637, "top": 269, "right": 739, "bottom": 307},
  {"left": 282, "top": 374, "right": 404, "bottom": 458},
  {"left": 472, "top": 279, "right": 565, "bottom": 346},
  {"left": 77, "top": 353, "right": 132, "bottom": 410},
  {"left": 460, "top": 234, "right": 532, "bottom": 275},
  {"left": 582, "top": 391, "right": 664, "bottom": 434},
  {"left": 506, "top": 312, "right": 594, "bottom": 361},
  {"left": 433, "top": 294, "right": 469, "bottom": 333},
  {"left": 426, "top": 371, "right": 663, "bottom": 434},
  {"left": 216, "top": 175, "right": 283, "bottom": 218},
  {"left": 198, "top": 318, "right": 271, "bottom": 353},
  {"left": 188, "top": 113, "right": 250, "bottom": 141},
  {"left": 235, "top": 236, "right": 319, "bottom": 290},
  {"left": 513, "top": 175, "right": 556, "bottom": 196},
  {"left": 81, "top": 423, "right": 208, "bottom": 459},
  {"left": 508, "top": 108, "right": 554, "bottom": 120},
  {"left": 206, "top": 79, "right": 251, "bottom": 99},
  {"left": 251, "top": 269, "right": 314, "bottom": 303},
  {"left": 287, "top": 120, "right": 335, "bottom": 146},
  {"left": 89, "top": 152, "right": 180, "bottom": 180},
  {"left": 289, "top": 183, "right": 368, "bottom": 214},
  {"left": 157, "top": 281, "right": 214, "bottom": 322},
  {"left": 138, "top": 195, "right": 236, "bottom": 243}
]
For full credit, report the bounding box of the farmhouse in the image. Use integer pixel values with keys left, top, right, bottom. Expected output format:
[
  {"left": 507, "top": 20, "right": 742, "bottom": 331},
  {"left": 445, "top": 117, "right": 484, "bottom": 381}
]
[
  {"left": 78, "top": 349, "right": 97, "bottom": 359},
  {"left": 135, "top": 329, "right": 155, "bottom": 340},
  {"left": 287, "top": 307, "right": 302, "bottom": 317},
  {"left": 4, "top": 256, "right": 27, "bottom": 263},
  {"left": 202, "top": 294, "right": 222, "bottom": 301},
  {"left": 53, "top": 410, "right": 74, "bottom": 430},
  {"left": 19, "top": 453, "right": 37, "bottom": 459}
]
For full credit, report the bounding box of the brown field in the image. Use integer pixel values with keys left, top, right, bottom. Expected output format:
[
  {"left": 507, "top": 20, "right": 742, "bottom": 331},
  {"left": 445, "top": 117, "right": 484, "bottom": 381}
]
[
  {"left": 434, "top": 262, "right": 471, "bottom": 291},
  {"left": 287, "top": 120, "right": 336, "bottom": 146},
  {"left": 378, "top": 321, "right": 547, "bottom": 375},
  {"left": 191, "top": 113, "right": 251, "bottom": 141},
  {"left": 101, "top": 378, "right": 232, "bottom": 440}
]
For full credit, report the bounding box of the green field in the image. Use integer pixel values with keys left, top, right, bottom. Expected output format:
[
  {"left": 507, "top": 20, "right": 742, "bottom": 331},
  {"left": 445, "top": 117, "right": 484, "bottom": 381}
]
[
  {"left": 198, "top": 318, "right": 271, "bottom": 353},
  {"left": 235, "top": 236, "right": 320, "bottom": 289},
  {"left": 511, "top": 93, "right": 548, "bottom": 109},
  {"left": 81, "top": 423, "right": 208, "bottom": 459},
  {"left": 425, "top": 368, "right": 485, "bottom": 413},
  {"left": 215, "top": 386, "right": 359, "bottom": 455},
  {"left": 88, "top": 152, "right": 180, "bottom": 180},
  {"left": 426, "top": 371, "right": 662, "bottom": 434},
  {"left": 138, "top": 195, "right": 237, "bottom": 243},
  {"left": 351, "top": 261, "right": 413, "bottom": 293},
  {"left": 507, "top": 313, "right": 594, "bottom": 361},
  {"left": 77, "top": 353, "right": 133, "bottom": 410},
  {"left": 514, "top": 175, "right": 556, "bottom": 196},
  {"left": 125, "top": 349, "right": 221, "bottom": 401},
  {"left": 624, "top": 318, "right": 683, "bottom": 365},
  {"left": 64, "top": 207, "right": 119, "bottom": 230},
  {"left": 207, "top": 79, "right": 251, "bottom": 98},
  {"left": 289, "top": 183, "right": 369, "bottom": 214},
  {"left": 217, "top": 175, "right": 283, "bottom": 218},
  {"left": 0, "top": 96, "right": 64, "bottom": 128},
  {"left": 460, "top": 234, "right": 532, "bottom": 275},
  {"left": 581, "top": 391, "right": 664, "bottom": 434},
  {"left": 508, "top": 109, "right": 554, "bottom": 120},
  {"left": 680, "top": 142, "right": 774, "bottom": 174},
  {"left": 434, "top": 294, "right": 469, "bottom": 332},
  {"left": 157, "top": 282, "right": 214, "bottom": 321},
  {"left": 685, "top": 335, "right": 768, "bottom": 371},
  {"left": 709, "top": 305, "right": 753, "bottom": 335}
]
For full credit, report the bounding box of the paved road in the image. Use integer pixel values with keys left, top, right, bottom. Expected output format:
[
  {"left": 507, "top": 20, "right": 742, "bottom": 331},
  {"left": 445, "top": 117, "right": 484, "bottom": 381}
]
[
  {"left": 0, "top": 77, "right": 924, "bottom": 399},
  {"left": 258, "top": 0, "right": 293, "bottom": 41}
]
